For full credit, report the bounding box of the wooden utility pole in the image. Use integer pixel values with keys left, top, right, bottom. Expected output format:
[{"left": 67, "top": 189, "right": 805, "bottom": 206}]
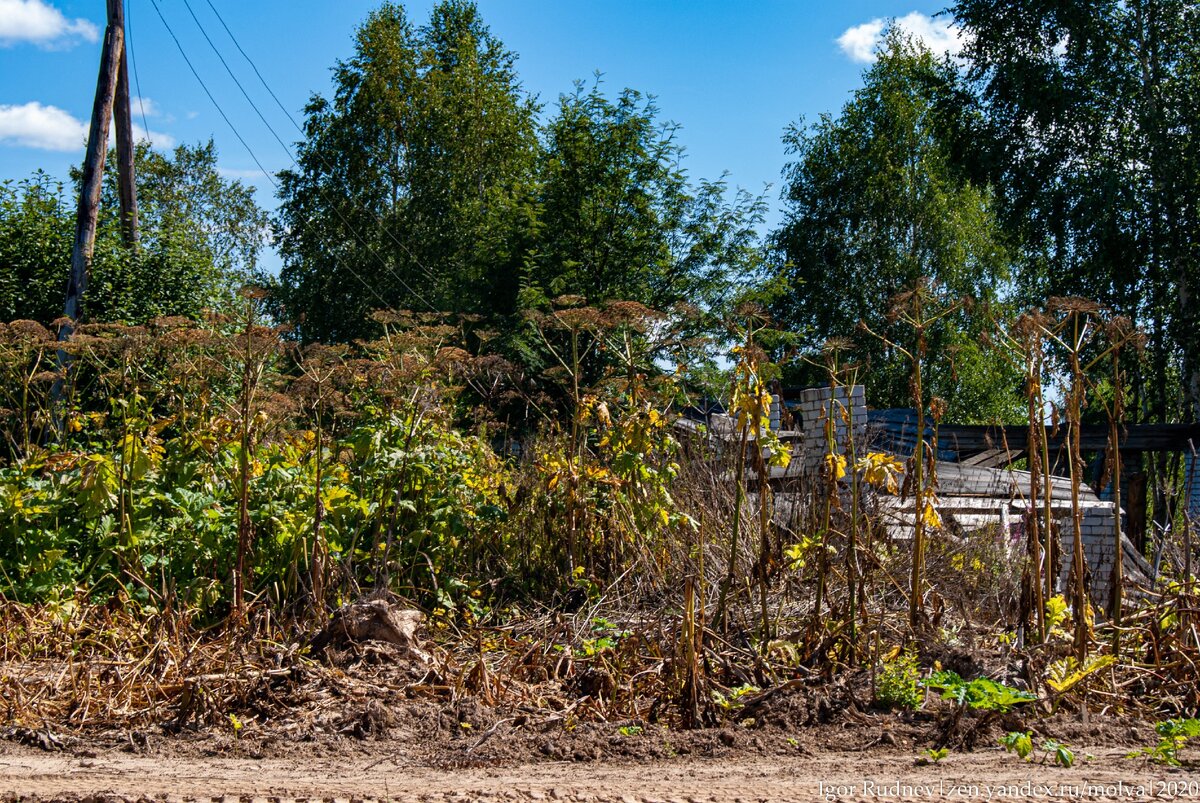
[
  {"left": 112, "top": 0, "right": 139, "bottom": 250},
  {"left": 62, "top": 0, "right": 137, "bottom": 335}
]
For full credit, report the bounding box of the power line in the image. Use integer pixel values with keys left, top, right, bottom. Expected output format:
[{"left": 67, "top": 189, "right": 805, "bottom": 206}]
[
  {"left": 180, "top": 0, "right": 294, "bottom": 163},
  {"left": 202, "top": 0, "right": 305, "bottom": 137},
  {"left": 176, "top": 0, "right": 439, "bottom": 312},
  {"left": 125, "top": 0, "right": 152, "bottom": 146},
  {"left": 145, "top": 0, "right": 413, "bottom": 321},
  {"left": 198, "top": 0, "right": 443, "bottom": 290}
]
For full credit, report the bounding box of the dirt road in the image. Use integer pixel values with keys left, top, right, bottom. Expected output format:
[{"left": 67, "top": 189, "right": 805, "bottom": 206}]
[{"left": 1, "top": 748, "right": 1192, "bottom": 802}]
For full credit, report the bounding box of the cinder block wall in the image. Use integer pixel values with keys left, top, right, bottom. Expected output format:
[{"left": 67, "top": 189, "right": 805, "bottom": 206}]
[
  {"left": 793, "top": 385, "right": 868, "bottom": 471},
  {"left": 1055, "top": 503, "right": 1154, "bottom": 607}
]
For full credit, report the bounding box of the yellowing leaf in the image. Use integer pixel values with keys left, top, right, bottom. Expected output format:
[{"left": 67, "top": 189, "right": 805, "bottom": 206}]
[
  {"left": 1045, "top": 655, "right": 1115, "bottom": 694},
  {"left": 823, "top": 453, "right": 847, "bottom": 480},
  {"left": 856, "top": 452, "right": 905, "bottom": 494},
  {"left": 921, "top": 500, "right": 942, "bottom": 529}
]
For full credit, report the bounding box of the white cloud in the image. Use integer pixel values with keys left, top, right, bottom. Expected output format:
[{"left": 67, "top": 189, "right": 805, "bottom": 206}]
[
  {"left": 0, "top": 101, "right": 85, "bottom": 150},
  {"left": 837, "top": 12, "right": 965, "bottom": 64},
  {"left": 837, "top": 19, "right": 885, "bottom": 64},
  {"left": 0, "top": 0, "right": 99, "bottom": 48},
  {"left": 0, "top": 101, "right": 174, "bottom": 151},
  {"left": 132, "top": 96, "right": 158, "bottom": 119},
  {"left": 131, "top": 122, "right": 174, "bottom": 149}
]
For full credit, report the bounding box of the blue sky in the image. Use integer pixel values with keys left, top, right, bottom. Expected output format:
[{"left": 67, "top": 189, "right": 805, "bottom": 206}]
[{"left": 0, "top": 1, "right": 962, "bottom": 272}]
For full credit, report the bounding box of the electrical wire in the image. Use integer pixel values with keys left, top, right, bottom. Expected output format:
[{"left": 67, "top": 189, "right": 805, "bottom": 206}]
[
  {"left": 175, "top": 0, "right": 439, "bottom": 313},
  {"left": 125, "top": 0, "right": 153, "bottom": 146},
  {"left": 145, "top": 0, "right": 410, "bottom": 320},
  {"left": 180, "top": 0, "right": 295, "bottom": 164},
  {"left": 199, "top": 0, "right": 443, "bottom": 289}
]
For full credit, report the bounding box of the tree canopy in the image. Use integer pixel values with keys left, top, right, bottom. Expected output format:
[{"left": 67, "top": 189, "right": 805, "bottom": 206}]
[
  {"left": 0, "top": 141, "right": 267, "bottom": 325},
  {"left": 274, "top": 0, "right": 540, "bottom": 342},
  {"left": 274, "top": 2, "right": 766, "bottom": 345},
  {"left": 771, "top": 32, "right": 1018, "bottom": 420},
  {"left": 525, "top": 81, "right": 765, "bottom": 316},
  {"left": 953, "top": 0, "right": 1200, "bottom": 423}
]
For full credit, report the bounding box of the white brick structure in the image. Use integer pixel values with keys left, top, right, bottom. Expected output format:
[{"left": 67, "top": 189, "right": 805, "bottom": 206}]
[{"left": 793, "top": 385, "right": 868, "bottom": 472}]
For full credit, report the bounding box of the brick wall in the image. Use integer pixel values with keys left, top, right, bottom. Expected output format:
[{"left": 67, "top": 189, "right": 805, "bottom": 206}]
[
  {"left": 1055, "top": 503, "right": 1153, "bottom": 607},
  {"left": 794, "top": 385, "right": 868, "bottom": 472}
]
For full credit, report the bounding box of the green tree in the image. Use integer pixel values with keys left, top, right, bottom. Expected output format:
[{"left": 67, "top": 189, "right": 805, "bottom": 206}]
[
  {"left": 953, "top": 0, "right": 1200, "bottom": 425},
  {"left": 526, "top": 81, "right": 765, "bottom": 314},
  {"left": 275, "top": 0, "right": 539, "bottom": 342},
  {"left": 0, "top": 171, "right": 69, "bottom": 324},
  {"left": 771, "top": 32, "right": 1017, "bottom": 420},
  {"left": 0, "top": 141, "right": 266, "bottom": 325}
]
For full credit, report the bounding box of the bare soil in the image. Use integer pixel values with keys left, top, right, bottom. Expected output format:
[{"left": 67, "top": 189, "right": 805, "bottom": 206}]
[
  {"left": 2, "top": 691, "right": 1195, "bottom": 803},
  {"left": 2, "top": 744, "right": 1196, "bottom": 802}
]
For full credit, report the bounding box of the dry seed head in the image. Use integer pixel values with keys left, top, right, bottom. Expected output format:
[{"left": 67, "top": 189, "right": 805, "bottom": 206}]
[
  {"left": 435, "top": 346, "right": 472, "bottom": 366},
  {"left": 734, "top": 301, "right": 768, "bottom": 321},
  {"left": 162, "top": 327, "right": 217, "bottom": 348},
  {"left": 669, "top": 301, "right": 702, "bottom": 320},
  {"left": 1048, "top": 296, "right": 1102, "bottom": 315},
  {"left": 150, "top": 316, "right": 192, "bottom": 330},
  {"left": 259, "top": 391, "right": 299, "bottom": 421},
  {"left": 821, "top": 336, "right": 855, "bottom": 355},
  {"left": 1106, "top": 315, "right": 1146, "bottom": 354},
  {"left": 929, "top": 396, "right": 948, "bottom": 422},
  {"left": 419, "top": 311, "right": 452, "bottom": 325},
  {"left": 604, "top": 300, "right": 663, "bottom": 329},
  {"left": 239, "top": 285, "right": 270, "bottom": 301},
  {"left": 301, "top": 342, "right": 349, "bottom": 362},
  {"left": 469, "top": 354, "right": 516, "bottom": 373},
  {"left": 1011, "top": 310, "right": 1049, "bottom": 342},
  {"left": 553, "top": 294, "right": 588, "bottom": 309},
  {"left": 552, "top": 307, "right": 604, "bottom": 330},
  {"left": 6, "top": 320, "right": 53, "bottom": 342},
  {"left": 370, "top": 309, "right": 410, "bottom": 326}
]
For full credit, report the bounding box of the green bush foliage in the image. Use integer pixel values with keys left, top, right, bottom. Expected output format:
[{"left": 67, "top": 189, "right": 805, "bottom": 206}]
[
  {"left": 875, "top": 648, "right": 923, "bottom": 710},
  {"left": 0, "top": 299, "right": 691, "bottom": 618}
]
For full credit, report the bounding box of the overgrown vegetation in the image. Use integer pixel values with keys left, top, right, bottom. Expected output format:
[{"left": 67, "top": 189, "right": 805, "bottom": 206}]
[{"left": 1, "top": 0, "right": 1198, "bottom": 769}]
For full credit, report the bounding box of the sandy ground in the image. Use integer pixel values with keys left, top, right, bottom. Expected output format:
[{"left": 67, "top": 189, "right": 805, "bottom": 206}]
[{"left": 1, "top": 747, "right": 1196, "bottom": 802}]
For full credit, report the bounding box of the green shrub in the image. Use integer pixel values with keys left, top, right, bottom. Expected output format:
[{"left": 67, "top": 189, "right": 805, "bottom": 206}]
[
  {"left": 875, "top": 649, "right": 923, "bottom": 710},
  {"left": 923, "top": 670, "right": 1036, "bottom": 712},
  {"left": 1128, "top": 718, "right": 1200, "bottom": 766}
]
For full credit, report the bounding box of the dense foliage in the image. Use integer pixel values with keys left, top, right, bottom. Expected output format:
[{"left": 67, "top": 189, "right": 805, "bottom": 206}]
[
  {"left": 0, "top": 303, "right": 693, "bottom": 615},
  {"left": 0, "top": 2, "right": 1197, "bottom": 704},
  {"left": 771, "top": 33, "right": 1018, "bottom": 419},
  {"left": 274, "top": 1, "right": 539, "bottom": 342},
  {"left": 273, "top": 1, "right": 765, "bottom": 345},
  {"left": 953, "top": 0, "right": 1200, "bottom": 425},
  {"left": 0, "top": 142, "right": 267, "bottom": 326}
]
